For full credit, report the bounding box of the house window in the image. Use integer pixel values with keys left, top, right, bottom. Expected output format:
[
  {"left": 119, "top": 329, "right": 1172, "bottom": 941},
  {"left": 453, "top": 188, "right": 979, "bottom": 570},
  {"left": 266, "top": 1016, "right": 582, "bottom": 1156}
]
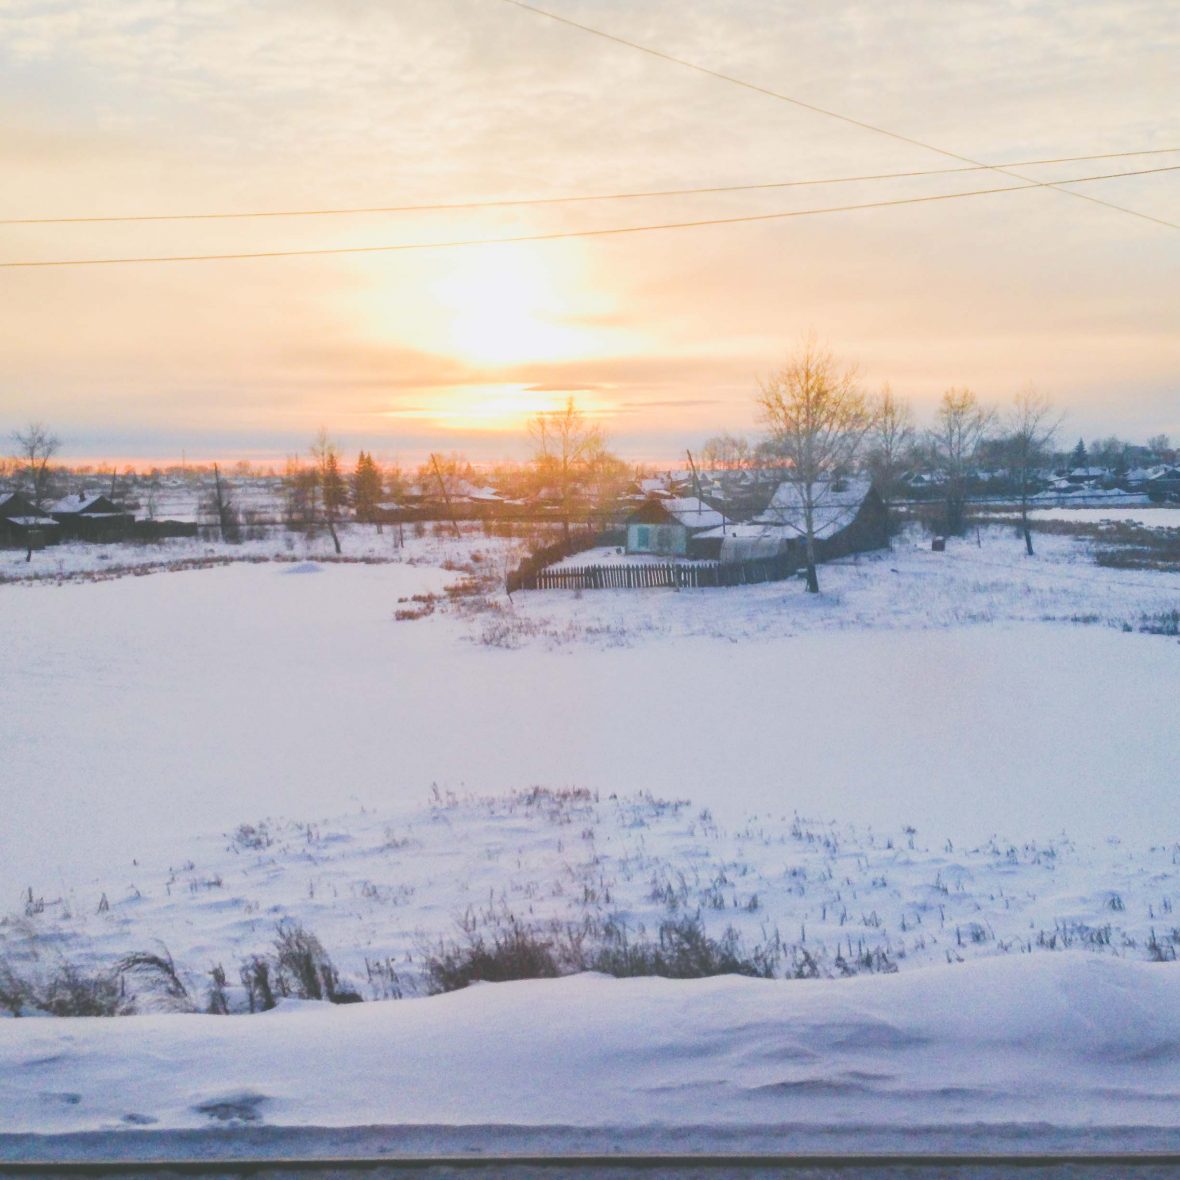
[
  {"left": 636, "top": 526, "right": 651, "bottom": 549},
  {"left": 656, "top": 526, "right": 674, "bottom": 552}
]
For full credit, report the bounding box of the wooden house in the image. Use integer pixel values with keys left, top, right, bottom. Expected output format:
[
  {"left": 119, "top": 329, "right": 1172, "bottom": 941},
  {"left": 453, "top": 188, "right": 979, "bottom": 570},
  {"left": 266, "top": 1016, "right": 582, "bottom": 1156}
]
[
  {"left": 624, "top": 496, "right": 731, "bottom": 557},
  {"left": 0, "top": 491, "right": 60, "bottom": 549},
  {"left": 50, "top": 493, "right": 135, "bottom": 541},
  {"left": 741, "top": 477, "right": 889, "bottom": 561}
]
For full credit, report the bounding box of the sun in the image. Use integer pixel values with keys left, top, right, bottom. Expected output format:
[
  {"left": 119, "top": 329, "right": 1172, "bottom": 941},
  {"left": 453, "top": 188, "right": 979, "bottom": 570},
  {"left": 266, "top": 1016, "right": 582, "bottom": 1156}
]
[{"left": 429, "top": 246, "right": 582, "bottom": 367}]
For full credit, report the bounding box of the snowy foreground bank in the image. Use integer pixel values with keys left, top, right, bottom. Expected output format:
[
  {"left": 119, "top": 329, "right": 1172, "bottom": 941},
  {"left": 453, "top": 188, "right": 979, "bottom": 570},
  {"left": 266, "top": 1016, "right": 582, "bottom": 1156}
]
[{"left": 3, "top": 955, "right": 1180, "bottom": 1158}]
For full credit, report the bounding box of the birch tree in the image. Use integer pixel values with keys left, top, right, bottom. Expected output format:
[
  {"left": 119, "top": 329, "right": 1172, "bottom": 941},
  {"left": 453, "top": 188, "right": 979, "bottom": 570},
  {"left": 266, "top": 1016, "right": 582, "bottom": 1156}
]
[
  {"left": 11, "top": 422, "right": 60, "bottom": 509},
  {"left": 928, "top": 387, "right": 993, "bottom": 535},
  {"left": 528, "top": 397, "right": 606, "bottom": 544},
  {"left": 310, "top": 428, "right": 345, "bottom": 554},
  {"left": 866, "top": 383, "right": 915, "bottom": 524},
  {"left": 1006, "top": 387, "right": 1061, "bottom": 556},
  {"left": 757, "top": 338, "right": 870, "bottom": 593}
]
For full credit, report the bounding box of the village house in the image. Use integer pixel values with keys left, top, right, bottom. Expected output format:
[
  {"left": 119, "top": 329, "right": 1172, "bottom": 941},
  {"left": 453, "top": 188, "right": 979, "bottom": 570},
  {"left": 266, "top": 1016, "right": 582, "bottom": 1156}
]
[
  {"left": 50, "top": 493, "right": 135, "bottom": 542},
  {"left": 624, "top": 496, "right": 731, "bottom": 557},
  {"left": 725, "top": 477, "right": 890, "bottom": 562},
  {"left": 0, "top": 491, "right": 61, "bottom": 550}
]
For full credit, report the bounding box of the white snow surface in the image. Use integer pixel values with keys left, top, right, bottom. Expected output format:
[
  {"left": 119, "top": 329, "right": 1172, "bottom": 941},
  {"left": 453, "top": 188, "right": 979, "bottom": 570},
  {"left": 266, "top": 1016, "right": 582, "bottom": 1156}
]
[
  {"left": 3, "top": 525, "right": 1178, "bottom": 906},
  {"left": 1027, "top": 506, "right": 1180, "bottom": 528},
  {"left": 2, "top": 956, "right": 1180, "bottom": 1149},
  {"left": 3, "top": 522, "right": 1180, "bottom": 1151}
]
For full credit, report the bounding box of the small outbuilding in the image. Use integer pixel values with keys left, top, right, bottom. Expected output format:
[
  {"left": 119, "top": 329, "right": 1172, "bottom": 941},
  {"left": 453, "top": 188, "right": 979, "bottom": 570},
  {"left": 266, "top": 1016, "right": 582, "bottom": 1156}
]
[{"left": 625, "top": 496, "right": 731, "bottom": 557}]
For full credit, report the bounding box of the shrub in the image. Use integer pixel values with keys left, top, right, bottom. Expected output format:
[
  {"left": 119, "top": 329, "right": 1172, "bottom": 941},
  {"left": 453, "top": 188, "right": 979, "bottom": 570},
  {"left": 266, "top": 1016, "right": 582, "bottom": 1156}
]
[
  {"left": 1138, "top": 609, "right": 1180, "bottom": 636},
  {"left": 114, "top": 949, "right": 193, "bottom": 1012},
  {"left": 272, "top": 920, "right": 347, "bottom": 1002},
  {"left": 423, "top": 916, "right": 560, "bottom": 994},
  {"left": 0, "top": 946, "right": 192, "bottom": 1016},
  {"left": 239, "top": 954, "right": 277, "bottom": 1012},
  {"left": 423, "top": 911, "right": 780, "bottom": 993},
  {"left": 0, "top": 962, "right": 30, "bottom": 1016},
  {"left": 207, "top": 963, "right": 230, "bottom": 1014},
  {"left": 588, "top": 915, "right": 780, "bottom": 981},
  {"left": 36, "top": 962, "right": 125, "bottom": 1017}
]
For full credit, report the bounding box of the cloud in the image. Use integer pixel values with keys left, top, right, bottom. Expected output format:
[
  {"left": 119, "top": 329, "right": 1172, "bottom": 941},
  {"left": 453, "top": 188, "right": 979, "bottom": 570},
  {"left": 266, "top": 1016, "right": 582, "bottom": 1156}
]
[{"left": 2, "top": 0, "right": 1177, "bottom": 458}]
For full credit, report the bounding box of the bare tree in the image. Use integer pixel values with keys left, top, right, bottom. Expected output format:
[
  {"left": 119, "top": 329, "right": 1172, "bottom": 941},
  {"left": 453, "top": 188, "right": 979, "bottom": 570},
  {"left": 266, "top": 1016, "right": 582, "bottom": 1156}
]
[
  {"left": 865, "top": 383, "right": 915, "bottom": 528},
  {"left": 11, "top": 422, "right": 60, "bottom": 509},
  {"left": 928, "top": 387, "right": 994, "bottom": 535},
  {"left": 757, "top": 337, "right": 871, "bottom": 593},
  {"left": 310, "top": 428, "right": 345, "bottom": 554},
  {"left": 700, "top": 433, "right": 751, "bottom": 472},
  {"left": 205, "top": 463, "right": 240, "bottom": 543},
  {"left": 528, "top": 397, "right": 606, "bottom": 544},
  {"left": 1147, "top": 433, "right": 1173, "bottom": 460},
  {"left": 1006, "top": 387, "right": 1061, "bottom": 556}
]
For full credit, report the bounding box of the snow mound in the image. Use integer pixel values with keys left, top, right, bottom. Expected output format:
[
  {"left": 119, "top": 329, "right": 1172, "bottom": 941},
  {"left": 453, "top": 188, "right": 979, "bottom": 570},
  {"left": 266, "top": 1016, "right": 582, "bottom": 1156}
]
[
  {"left": 280, "top": 561, "right": 323, "bottom": 575},
  {"left": 2, "top": 955, "right": 1179, "bottom": 1151}
]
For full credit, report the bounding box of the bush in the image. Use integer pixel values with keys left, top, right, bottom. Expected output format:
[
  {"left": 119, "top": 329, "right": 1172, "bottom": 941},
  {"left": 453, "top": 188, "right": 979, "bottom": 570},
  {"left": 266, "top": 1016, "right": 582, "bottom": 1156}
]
[
  {"left": 588, "top": 915, "right": 779, "bottom": 981},
  {"left": 273, "top": 920, "right": 351, "bottom": 1002},
  {"left": 0, "top": 945, "right": 193, "bottom": 1016},
  {"left": 238, "top": 922, "right": 362, "bottom": 1010},
  {"left": 422, "top": 912, "right": 780, "bottom": 993},
  {"left": 423, "top": 916, "right": 561, "bottom": 994},
  {"left": 35, "top": 962, "right": 125, "bottom": 1017},
  {"left": 114, "top": 949, "right": 193, "bottom": 1012},
  {"left": 239, "top": 954, "right": 277, "bottom": 1012},
  {"left": 1138, "top": 609, "right": 1180, "bottom": 636}
]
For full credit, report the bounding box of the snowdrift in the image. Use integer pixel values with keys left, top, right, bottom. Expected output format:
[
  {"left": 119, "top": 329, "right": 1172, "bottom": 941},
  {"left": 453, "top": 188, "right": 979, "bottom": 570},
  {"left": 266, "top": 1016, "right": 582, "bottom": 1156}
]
[{"left": 3, "top": 954, "right": 1180, "bottom": 1158}]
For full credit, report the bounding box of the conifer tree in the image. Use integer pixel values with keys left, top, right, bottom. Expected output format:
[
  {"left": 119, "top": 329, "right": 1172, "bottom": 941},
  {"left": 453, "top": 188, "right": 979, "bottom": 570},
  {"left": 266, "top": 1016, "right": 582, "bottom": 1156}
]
[{"left": 352, "top": 451, "right": 383, "bottom": 523}]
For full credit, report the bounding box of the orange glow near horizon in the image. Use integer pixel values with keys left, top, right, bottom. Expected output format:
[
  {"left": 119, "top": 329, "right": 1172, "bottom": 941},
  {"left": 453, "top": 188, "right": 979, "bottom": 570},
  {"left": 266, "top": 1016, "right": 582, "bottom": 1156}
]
[{"left": 383, "top": 383, "right": 613, "bottom": 433}]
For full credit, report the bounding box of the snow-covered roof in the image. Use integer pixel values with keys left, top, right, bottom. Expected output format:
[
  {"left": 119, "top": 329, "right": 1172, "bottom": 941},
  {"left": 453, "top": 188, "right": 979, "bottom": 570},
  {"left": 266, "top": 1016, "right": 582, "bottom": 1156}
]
[
  {"left": 4, "top": 515, "right": 59, "bottom": 527},
  {"left": 756, "top": 477, "right": 873, "bottom": 538},
  {"left": 50, "top": 493, "right": 108, "bottom": 514},
  {"left": 462, "top": 484, "right": 503, "bottom": 503},
  {"left": 659, "top": 496, "right": 730, "bottom": 530}
]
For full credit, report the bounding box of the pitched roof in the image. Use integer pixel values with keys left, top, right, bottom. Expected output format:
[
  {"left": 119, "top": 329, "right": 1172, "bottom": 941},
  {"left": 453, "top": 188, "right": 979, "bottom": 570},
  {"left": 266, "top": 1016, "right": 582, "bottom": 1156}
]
[
  {"left": 51, "top": 493, "right": 112, "bottom": 514},
  {"left": 756, "top": 477, "right": 874, "bottom": 538},
  {"left": 4, "top": 515, "right": 60, "bottom": 528},
  {"left": 659, "top": 496, "right": 730, "bottom": 530},
  {"left": 1, "top": 491, "right": 50, "bottom": 519}
]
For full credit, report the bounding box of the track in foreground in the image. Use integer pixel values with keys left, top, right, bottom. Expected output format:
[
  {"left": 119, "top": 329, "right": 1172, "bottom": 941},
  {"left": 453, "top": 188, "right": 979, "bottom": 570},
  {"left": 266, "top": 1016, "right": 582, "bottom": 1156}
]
[{"left": 4, "top": 1155, "right": 1180, "bottom": 1179}]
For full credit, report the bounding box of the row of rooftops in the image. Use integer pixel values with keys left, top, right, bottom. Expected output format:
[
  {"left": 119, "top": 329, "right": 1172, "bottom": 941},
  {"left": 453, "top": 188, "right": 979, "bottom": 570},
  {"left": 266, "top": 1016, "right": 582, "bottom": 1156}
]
[
  {"left": 0, "top": 491, "right": 129, "bottom": 525},
  {"left": 627, "top": 478, "right": 878, "bottom": 541}
]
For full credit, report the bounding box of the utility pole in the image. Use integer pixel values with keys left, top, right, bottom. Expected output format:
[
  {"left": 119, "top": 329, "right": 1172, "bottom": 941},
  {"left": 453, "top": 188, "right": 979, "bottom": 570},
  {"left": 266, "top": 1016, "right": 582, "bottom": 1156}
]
[{"left": 686, "top": 449, "right": 723, "bottom": 534}]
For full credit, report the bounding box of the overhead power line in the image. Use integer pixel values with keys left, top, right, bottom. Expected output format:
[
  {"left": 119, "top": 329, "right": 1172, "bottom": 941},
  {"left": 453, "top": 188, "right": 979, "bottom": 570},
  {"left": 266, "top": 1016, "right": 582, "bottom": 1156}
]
[
  {"left": 2, "top": 164, "right": 1176, "bottom": 270},
  {"left": 2, "top": 148, "right": 1177, "bottom": 226},
  {"left": 497, "top": 0, "right": 1180, "bottom": 232}
]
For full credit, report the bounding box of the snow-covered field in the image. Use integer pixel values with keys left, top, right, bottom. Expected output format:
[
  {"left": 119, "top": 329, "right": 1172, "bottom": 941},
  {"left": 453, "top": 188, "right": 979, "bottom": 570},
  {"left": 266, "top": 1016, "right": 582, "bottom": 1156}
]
[
  {"left": 2, "top": 522, "right": 1179, "bottom": 1155},
  {"left": 1027, "top": 506, "right": 1180, "bottom": 529}
]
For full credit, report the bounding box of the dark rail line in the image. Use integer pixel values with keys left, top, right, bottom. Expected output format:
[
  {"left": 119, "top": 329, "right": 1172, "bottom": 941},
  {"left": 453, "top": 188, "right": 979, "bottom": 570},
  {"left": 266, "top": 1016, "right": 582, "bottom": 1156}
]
[{"left": 4, "top": 1153, "right": 1180, "bottom": 1175}]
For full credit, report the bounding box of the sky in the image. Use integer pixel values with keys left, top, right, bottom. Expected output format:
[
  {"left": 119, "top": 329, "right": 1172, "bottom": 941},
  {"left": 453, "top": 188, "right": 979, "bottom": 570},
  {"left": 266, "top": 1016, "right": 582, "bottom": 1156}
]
[{"left": 1, "top": 0, "right": 1178, "bottom": 467}]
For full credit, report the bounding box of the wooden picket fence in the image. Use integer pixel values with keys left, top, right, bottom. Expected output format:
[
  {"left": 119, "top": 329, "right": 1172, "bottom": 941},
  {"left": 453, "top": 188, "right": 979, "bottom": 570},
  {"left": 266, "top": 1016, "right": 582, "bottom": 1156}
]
[{"left": 513, "top": 552, "right": 798, "bottom": 591}]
